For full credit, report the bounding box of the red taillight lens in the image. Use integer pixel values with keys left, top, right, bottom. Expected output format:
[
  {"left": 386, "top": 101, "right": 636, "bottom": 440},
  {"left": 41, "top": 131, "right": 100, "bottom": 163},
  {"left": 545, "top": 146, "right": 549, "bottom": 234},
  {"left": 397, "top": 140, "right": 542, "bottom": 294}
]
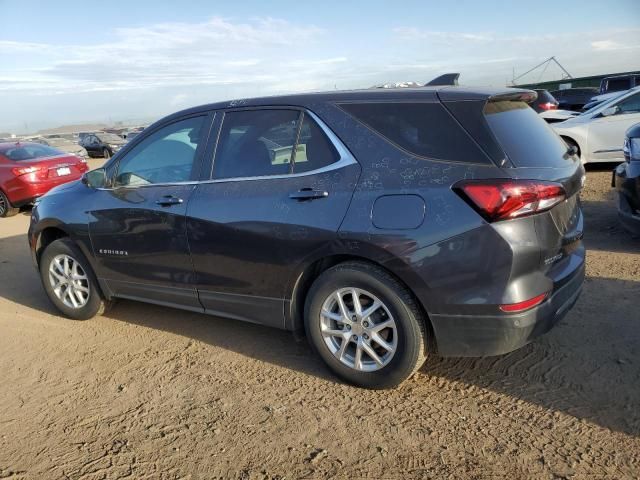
[
  {"left": 12, "top": 166, "right": 41, "bottom": 176},
  {"left": 455, "top": 180, "right": 566, "bottom": 222},
  {"left": 539, "top": 102, "right": 558, "bottom": 111},
  {"left": 500, "top": 292, "right": 548, "bottom": 312}
]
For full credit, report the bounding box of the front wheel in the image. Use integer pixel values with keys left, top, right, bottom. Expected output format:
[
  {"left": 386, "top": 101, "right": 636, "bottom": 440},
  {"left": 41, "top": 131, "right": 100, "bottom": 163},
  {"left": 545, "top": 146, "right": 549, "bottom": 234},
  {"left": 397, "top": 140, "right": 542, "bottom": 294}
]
[
  {"left": 305, "top": 261, "right": 428, "bottom": 389},
  {"left": 39, "top": 238, "right": 110, "bottom": 320}
]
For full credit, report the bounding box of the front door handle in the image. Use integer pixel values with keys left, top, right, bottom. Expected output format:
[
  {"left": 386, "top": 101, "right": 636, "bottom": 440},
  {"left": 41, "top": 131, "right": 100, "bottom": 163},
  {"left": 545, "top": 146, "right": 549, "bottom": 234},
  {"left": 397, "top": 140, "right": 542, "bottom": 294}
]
[
  {"left": 289, "top": 188, "right": 329, "bottom": 201},
  {"left": 156, "top": 195, "right": 183, "bottom": 207}
]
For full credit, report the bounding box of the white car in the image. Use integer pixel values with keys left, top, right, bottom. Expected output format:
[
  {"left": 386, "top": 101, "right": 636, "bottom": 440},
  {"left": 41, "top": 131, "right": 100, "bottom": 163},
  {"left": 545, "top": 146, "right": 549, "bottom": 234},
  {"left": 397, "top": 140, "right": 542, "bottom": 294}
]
[{"left": 552, "top": 86, "right": 640, "bottom": 163}]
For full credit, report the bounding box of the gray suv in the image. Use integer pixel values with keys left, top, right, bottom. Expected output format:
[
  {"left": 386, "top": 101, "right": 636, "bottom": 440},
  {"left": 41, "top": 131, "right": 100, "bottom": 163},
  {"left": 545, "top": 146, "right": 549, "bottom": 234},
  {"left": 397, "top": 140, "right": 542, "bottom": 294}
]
[{"left": 29, "top": 87, "right": 585, "bottom": 388}]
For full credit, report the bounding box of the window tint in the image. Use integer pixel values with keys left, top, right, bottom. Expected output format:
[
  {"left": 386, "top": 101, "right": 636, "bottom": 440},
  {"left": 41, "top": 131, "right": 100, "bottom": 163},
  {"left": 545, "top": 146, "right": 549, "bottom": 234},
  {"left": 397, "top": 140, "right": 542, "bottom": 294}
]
[
  {"left": 339, "top": 102, "right": 484, "bottom": 162},
  {"left": 616, "top": 92, "right": 640, "bottom": 114},
  {"left": 2, "top": 144, "right": 64, "bottom": 161},
  {"left": 483, "top": 101, "right": 569, "bottom": 168},
  {"left": 114, "top": 116, "right": 206, "bottom": 187},
  {"left": 607, "top": 78, "right": 630, "bottom": 92},
  {"left": 293, "top": 114, "right": 340, "bottom": 173},
  {"left": 213, "top": 110, "right": 300, "bottom": 179}
]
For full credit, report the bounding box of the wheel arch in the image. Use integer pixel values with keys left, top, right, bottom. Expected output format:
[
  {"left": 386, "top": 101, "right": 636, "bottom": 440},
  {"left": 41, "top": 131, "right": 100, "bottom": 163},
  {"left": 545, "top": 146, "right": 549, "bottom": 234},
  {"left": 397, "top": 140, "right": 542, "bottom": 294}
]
[
  {"left": 559, "top": 135, "right": 583, "bottom": 161},
  {"left": 286, "top": 253, "right": 437, "bottom": 352},
  {"left": 34, "top": 225, "right": 70, "bottom": 266}
]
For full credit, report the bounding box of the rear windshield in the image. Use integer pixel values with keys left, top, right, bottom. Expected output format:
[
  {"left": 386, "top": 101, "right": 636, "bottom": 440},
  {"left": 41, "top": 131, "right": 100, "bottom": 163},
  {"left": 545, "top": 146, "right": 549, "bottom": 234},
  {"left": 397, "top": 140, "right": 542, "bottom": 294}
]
[
  {"left": 484, "top": 101, "right": 569, "bottom": 168},
  {"left": 1, "top": 144, "right": 64, "bottom": 161},
  {"left": 535, "top": 90, "right": 556, "bottom": 104},
  {"left": 339, "top": 102, "right": 490, "bottom": 163}
]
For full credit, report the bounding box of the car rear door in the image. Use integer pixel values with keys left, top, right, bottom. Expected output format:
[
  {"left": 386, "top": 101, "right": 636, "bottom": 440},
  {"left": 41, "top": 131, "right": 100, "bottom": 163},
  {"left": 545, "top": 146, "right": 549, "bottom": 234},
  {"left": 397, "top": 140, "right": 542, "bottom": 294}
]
[
  {"left": 88, "top": 113, "right": 213, "bottom": 309},
  {"left": 587, "top": 91, "right": 640, "bottom": 162},
  {"left": 187, "top": 108, "right": 360, "bottom": 328}
]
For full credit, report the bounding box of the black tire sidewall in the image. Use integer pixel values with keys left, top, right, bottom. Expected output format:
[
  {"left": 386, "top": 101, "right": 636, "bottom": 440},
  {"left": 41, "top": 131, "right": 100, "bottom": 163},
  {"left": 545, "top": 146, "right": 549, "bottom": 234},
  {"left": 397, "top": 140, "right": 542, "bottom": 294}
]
[
  {"left": 0, "top": 190, "right": 18, "bottom": 218},
  {"left": 39, "top": 239, "right": 104, "bottom": 320},
  {"left": 305, "top": 265, "right": 425, "bottom": 389}
]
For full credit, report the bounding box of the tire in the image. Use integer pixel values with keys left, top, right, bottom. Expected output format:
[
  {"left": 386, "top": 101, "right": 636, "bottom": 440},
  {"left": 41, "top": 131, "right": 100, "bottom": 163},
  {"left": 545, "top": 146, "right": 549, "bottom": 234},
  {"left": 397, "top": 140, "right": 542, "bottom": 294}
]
[
  {"left": 0, "top": 190, "right": 19, "bottom": 218},
  {"left": 103, "top": 148, "right": 111, "bottom": 159},
  {"left": 305, "top": 261, "right": 428, "bottom": 389},
  {"left": 39, "top": 238, "right": 111, "bottom": 320}
]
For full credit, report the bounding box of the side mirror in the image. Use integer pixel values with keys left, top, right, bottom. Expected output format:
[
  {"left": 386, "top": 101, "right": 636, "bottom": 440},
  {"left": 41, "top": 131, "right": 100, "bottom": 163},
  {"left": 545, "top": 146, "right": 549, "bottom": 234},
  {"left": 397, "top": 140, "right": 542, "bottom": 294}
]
[
  {"left": 82, "top": 168, "right": 107, "bottom": 189},
  {"left": 601, "top": 106, "right": 619, "bottom": 117}
]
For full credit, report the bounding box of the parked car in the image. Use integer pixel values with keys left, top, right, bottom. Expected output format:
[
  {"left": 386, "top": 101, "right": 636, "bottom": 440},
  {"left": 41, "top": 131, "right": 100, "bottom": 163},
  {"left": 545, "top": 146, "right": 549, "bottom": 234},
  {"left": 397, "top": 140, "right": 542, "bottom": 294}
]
[
  {"left": 582, "top": 90, "right": 628, "bottom": 112},
  {"left": 29, "top": 87, "right": 585, "bottom": 388},
  {"left": 0, "top": 142, "right": 89, "bottom": 217},
  {"left": 538, "top": 109, "right": 579, "bottom": 124},
  {"left": 528, "top": 89, "right": 559, "bottom": 113},
  {"left": 613, "top": 123, "right": 640, "bottom": 235},
  {"left": 599, "top": 74, "right": 640, "bottom": 95},
  {"left": 30, "top": 135, "right": 88, "bottom": 158},
  {"left": 553, "top": 87, "right": 640, "bottom": 163},
  {"left": 80, "top": 132, "right": 126, "bottom": 159},
  {"left": 550, "top": 88, "right": 598, "bottom": 111}
]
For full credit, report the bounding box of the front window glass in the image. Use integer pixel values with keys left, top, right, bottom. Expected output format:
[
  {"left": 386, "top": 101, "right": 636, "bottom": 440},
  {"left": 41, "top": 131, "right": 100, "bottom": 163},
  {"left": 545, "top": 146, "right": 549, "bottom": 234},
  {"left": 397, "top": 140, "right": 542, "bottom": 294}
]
[
  {"left": 114, "top": 116, "right": 206, "bottom": 187},
  {"left": 616, "top": 92, "right": 640, "bottom": 114}
]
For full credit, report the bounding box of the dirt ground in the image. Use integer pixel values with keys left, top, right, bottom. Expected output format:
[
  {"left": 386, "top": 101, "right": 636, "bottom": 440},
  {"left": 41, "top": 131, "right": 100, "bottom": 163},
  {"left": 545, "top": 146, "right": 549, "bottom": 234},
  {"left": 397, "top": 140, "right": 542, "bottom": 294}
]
[{"left": 0, "top": 165, "right": 638, "bottom": 479}]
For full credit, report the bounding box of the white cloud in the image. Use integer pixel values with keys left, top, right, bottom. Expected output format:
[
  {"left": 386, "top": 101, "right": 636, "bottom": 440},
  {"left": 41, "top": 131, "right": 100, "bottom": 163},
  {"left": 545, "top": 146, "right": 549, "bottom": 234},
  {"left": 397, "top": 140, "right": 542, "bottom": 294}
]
[{"left": 1, "top": 17, "right": 639, "bottom": 132}]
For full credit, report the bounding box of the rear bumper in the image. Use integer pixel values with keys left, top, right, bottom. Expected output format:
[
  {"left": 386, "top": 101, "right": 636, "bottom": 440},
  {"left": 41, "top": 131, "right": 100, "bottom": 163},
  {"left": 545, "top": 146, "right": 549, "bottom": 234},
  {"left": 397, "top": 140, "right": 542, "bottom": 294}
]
[
  {"left": 430, "top": 261, "right": 585, "bottom": 357},
  {"left": 5, "top": 175, "right": 82, "bottom": 206}
]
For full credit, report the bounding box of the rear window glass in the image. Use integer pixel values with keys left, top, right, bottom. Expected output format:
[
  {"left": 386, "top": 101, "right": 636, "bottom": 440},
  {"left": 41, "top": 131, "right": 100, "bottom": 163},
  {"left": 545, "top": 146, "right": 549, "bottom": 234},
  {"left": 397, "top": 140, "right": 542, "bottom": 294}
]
[
  {"left": 339, "top": 102, "right": 489, "bottom": 163},
  {"left": 484, "top": 101, "right": 570, "bottom": 168},
  {"left": 534, "top": 90, "right": 556, "bottom": 104},
  {"left": 1, "top": 144, "right": 64, "bottom": 161},
  {"left": 606, "top": 78, "right": 630, "bottom": 93}
]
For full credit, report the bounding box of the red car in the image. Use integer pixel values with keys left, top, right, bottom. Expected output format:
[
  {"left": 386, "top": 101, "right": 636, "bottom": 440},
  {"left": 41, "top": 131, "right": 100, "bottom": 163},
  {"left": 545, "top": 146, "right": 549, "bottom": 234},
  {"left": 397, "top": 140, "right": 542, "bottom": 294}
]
[{"left": 0, "top": 142, "right": 89, "bottom": 217}]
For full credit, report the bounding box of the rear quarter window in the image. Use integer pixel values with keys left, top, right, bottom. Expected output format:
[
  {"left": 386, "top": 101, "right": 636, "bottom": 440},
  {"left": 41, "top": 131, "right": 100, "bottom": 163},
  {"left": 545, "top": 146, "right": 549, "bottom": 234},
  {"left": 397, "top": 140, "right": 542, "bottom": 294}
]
[{"left": 338, "top": 102, "right": 490, "bottom": 164}]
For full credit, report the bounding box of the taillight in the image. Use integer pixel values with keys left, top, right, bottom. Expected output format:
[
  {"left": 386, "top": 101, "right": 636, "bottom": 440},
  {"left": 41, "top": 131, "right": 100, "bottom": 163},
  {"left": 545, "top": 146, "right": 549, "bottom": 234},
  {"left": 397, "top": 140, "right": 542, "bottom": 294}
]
[
  {"left": 12, "top": 166, "right": 41, "bottom": 176},
  {"left": 454, "top": 179, "right": 566, "bottom": 222},
  {"left": 539, "top": 102, "right": 558, "bottom": 111},
  {"left": 500, "top": 292, "right": 548, "bottom": 312}
]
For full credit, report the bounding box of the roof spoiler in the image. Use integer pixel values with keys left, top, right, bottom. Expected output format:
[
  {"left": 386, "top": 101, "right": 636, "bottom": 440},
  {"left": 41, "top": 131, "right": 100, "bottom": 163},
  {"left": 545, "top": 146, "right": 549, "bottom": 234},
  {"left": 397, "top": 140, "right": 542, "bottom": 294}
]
[{"left": 425, "top": 73, "right": 460, "bottom": 86}]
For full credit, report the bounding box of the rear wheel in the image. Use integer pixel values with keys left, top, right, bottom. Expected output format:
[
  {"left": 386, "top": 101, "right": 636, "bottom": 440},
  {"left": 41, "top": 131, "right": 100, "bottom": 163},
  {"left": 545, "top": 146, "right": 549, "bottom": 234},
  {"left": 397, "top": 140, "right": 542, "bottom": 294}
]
[
  {"left": 305, "top": 261, "right": 428, "bottom": 389},
  {"left": 0, "top": 190, "right": 19, "bottom": 218},
  {"left": 39, "top": 238, "right": 110, "bottom": 320},
  {"left": 103, "top": 148, "right": 111, "bottom": 159}
]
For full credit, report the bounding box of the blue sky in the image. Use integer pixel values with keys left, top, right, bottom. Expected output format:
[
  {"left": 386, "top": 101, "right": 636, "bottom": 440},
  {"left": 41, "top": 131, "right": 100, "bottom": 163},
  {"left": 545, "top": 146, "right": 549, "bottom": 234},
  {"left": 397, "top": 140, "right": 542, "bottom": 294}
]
[{"left": 1, "top": 0, "right": 639, "bottom": 132}]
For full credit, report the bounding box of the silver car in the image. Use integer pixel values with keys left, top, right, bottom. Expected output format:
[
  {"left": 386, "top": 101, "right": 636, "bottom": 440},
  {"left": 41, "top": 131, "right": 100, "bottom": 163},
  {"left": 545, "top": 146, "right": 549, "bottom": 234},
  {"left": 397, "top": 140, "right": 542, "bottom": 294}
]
[{"left": 553, "top": 87, "right": 640, "bottom": 163}]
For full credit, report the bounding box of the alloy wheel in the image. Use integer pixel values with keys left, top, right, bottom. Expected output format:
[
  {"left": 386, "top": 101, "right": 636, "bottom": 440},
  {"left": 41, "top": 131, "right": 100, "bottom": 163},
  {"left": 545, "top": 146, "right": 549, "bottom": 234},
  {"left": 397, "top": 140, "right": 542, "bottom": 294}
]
[
  {"left": 320, "top": 287, "right": 398, "bottom": 372},
  {"left": 0, "top": 194, "right": 5, "bottom": 216},
  {"left": 48, "top": 254, "right": 90, "bottom": 309}
]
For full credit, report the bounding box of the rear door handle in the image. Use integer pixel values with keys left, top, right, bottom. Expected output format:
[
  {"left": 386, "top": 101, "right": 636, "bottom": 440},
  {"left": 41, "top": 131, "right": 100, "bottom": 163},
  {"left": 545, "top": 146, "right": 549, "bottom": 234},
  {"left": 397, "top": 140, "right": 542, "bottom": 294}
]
[
  {"left": 289, "top": 188, "right": 329, "bottom": 201},
  {"left": 156, "top": 195, "right": 183, "bottom": 207}
]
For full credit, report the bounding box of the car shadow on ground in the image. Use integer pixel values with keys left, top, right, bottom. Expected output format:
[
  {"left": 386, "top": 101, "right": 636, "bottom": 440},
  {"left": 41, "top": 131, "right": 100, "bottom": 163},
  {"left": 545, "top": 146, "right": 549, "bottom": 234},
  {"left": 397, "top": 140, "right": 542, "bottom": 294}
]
[
  {"left": 581, "top": 199, "right": 640, "bottom": 253},
  {"left": 0, "top": 227, "right": 638, "bottom": 437}
]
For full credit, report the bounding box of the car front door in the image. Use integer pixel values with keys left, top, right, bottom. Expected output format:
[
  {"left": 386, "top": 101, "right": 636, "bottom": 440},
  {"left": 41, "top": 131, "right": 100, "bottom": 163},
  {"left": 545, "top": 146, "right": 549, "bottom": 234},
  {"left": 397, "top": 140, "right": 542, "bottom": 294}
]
[
  {"left": 84, "top": 135, "right": 99, "bottom": 156},
  {"left": 88, "top": 113, "right": 213, "bottom": 309},
  {"left": 588, "top": 92, "right": 640, "bottom": 162},
  {"left": 186, "top": 108, "right": 360, "bottom": 328}
]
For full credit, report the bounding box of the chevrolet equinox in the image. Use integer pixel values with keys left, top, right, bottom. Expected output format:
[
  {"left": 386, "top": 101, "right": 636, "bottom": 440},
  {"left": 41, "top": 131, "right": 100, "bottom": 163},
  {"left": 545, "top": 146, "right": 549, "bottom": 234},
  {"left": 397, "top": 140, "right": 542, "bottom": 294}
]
[{"left": 29, "top": 87, "right": 585, "bottom": 389}]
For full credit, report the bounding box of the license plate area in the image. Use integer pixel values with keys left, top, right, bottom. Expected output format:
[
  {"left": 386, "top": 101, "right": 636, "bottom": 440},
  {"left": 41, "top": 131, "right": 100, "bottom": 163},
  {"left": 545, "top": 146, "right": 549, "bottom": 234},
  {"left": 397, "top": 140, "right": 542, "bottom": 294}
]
[{"left": 56, "top": 167, "right": 71, "bottom": 176}]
